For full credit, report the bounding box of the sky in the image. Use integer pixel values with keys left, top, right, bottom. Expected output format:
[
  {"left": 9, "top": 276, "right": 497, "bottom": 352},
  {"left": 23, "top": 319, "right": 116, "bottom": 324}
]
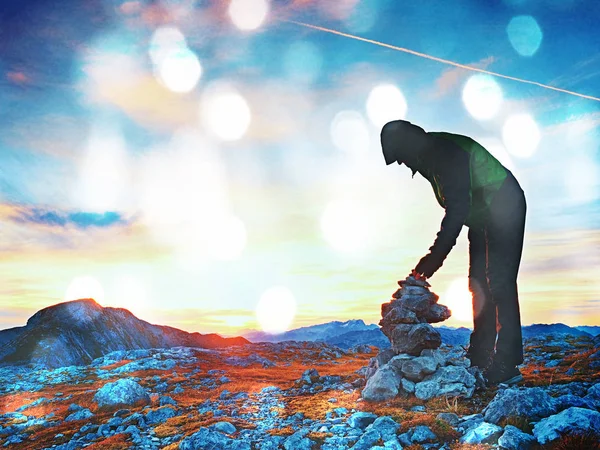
[{"left": 0, "top": 0, "right": 599, "bottom": 337}]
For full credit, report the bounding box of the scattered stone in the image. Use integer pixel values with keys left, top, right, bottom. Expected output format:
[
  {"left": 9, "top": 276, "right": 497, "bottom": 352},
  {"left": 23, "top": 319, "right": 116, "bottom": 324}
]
[
  {"left": 532, "top": 407, "right": 600, "bottom": 445},
  {"left": 436, "top": 412, "right": 459, "bottom": 427},
  {"left": 145, "top": 406, "right": 177, "bottom": 425},
  {"left": 459, "top": 422, "right": 503, "bottom": 444},
  {"left": 498, "top": 424, "right": 536, "bottom": 450},
  {"left": 410, "top": 425, "right": 437, "bottom": 444},
  {"left": 283, "top": 428, "right": 316, "bottom": 450},
  {"left": 179, "top": 427, "right": 251, "bottom": 450},
  {"left": 350, "top": 428, "right": 381, "bottom": 449},
  {"left": 347, "top": 411, "right": 378, "bottom": 430},
  {"left": 213, "top": 421, "right": 237, "bottom": 434},
  {"left": 64, "top": 408, "right": 94, "bottom": 422},
  {"left": 364, "top": 416, "right": 400, "bottom": 441}
]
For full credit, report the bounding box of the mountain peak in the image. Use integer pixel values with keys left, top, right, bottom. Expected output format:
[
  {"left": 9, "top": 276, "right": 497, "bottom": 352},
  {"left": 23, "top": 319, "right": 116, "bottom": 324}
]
[{"left": 26, "top": 298, "right": 104, "bottom": 327}]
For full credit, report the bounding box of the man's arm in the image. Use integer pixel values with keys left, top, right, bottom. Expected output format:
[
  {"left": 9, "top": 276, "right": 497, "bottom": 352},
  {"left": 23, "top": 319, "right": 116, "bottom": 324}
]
[{"left": 414, "top": 146, "right": 471, "bottom": 278}]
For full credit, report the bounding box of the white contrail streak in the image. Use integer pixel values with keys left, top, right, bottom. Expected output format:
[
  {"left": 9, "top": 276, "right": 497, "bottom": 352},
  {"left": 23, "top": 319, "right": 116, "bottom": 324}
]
[{"left": 281, "top": 19, "right": 600, "bottom": 103}]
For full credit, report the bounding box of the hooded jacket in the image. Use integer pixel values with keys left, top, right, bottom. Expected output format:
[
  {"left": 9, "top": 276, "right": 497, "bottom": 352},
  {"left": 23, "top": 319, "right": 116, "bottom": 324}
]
[{"left": 413, "top": 132, "right": 509, "bottom": 278}]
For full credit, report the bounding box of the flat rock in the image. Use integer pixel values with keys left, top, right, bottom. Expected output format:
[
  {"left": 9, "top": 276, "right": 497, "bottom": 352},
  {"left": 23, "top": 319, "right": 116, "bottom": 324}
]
[
  {"left": 398, "top": 276, "right": 431, "bottom": 288},
  {"left": 390, "top": 323, "right": 441, "bottom": 355},
  {"left": 399, "top": 356, "right": 439, "bottom": 382},
  {"left": 422, "top": 303, "right": 451, "bottom": 323},
  {"left": 533, "top": 407, "right": 600, "bottom": 445},
  {"left": 380, "top": 305, "right": 420, "bottom": 328},
  {"left": 415, "top": 366, "right": 476, "bottom": 401}
]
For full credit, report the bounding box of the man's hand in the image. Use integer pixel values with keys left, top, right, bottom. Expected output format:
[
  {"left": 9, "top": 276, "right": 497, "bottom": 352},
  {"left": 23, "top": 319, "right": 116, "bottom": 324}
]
[
  {"left": 410, "top": 268, "right": 428, "bottom": 282},
  {"left": 414, "top": 254, "right": 438, "bottom": 279}
]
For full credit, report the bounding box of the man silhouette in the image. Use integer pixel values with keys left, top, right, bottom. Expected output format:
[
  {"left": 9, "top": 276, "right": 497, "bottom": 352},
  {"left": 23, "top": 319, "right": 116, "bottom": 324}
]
[{"left": 381, "top": 119, "right": 526, "bottom": 386}]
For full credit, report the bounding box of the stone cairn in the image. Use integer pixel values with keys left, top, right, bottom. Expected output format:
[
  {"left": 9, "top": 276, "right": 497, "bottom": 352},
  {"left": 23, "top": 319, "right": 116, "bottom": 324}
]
[{"left": 362, "top": 276, "right": 483, "bottom": 402}]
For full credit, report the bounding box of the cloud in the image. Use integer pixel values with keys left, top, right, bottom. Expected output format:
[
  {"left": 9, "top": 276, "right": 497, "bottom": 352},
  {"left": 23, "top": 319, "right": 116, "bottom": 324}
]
[{"left": 8, "top": 207, "right": 127, "bottom": 229}]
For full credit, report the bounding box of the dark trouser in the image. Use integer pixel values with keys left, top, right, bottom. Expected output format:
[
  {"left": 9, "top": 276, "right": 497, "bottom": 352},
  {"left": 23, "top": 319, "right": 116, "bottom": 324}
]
[{"left": 468, "top": 171, "right": 526, "bottom": 366}]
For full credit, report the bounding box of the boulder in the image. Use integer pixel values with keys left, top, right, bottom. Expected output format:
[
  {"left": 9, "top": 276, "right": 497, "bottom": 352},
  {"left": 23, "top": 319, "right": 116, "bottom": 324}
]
[
  {"left": 532, "top": 407, "right": 600, "bottom": 445},
  {"left": 93, "top": 379, "right": 151, "bottom": 409},
  {"left": 362, "top": 366, "right": 402, "bottom": 402},
  {"left": 554, "top": 394, "right": 597, "bottom": 412},
  {"left": 483, "top": 387, "right": 557, "bottom": 425}
]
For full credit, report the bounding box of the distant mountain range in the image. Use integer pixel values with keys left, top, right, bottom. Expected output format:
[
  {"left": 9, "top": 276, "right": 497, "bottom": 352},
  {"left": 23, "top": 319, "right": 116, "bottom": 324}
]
[
  {"left": 0, "top": 299, "right": 248, "bottom": 369},
  {"left": 241, "top": 320, "right": 600, "bottom": 350},
  {"left": 1, "top": 299, "right": 598, "bottom": 370}
]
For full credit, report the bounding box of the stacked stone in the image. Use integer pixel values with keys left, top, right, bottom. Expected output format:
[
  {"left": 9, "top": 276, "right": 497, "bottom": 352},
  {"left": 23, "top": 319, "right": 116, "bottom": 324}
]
[
  {"left": 379, "top": 276, "right": 450, "bottom": 355},
  {"left": 362, "top": 276, "right": 481, "bottom": 402}
]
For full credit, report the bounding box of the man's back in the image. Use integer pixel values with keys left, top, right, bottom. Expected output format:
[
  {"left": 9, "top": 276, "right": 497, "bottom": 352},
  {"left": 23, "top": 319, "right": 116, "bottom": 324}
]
[{"left": 425, "top": 131, "right": 510, "bottom": 228}]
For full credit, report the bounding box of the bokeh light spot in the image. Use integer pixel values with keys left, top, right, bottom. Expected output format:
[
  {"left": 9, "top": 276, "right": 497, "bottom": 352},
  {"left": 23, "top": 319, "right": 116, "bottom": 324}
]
[
  {"left": 502, "top": 113, "right": 541, "bottom": 158},
  {"left": 256, "top": 286, "right": 297, "bottom": 334},
  {"left": 330, "top": 110, "right": 370, "bottom": 155},
  {"left": 200, "top": 82, "right": 251, "bottom": 141},
  {"left": 65, "top": 276, "right": 105, "bottom": 303},
  {"left": 442, "top": 278, "right": 473, "bottom": 323},
  {"left": 507, "top": 15, "right": 543, "bottom": 57},
  {"left": 462, "top": 74, "right": 503, "bottom": 120},
  {"left": 228, "top": 0, "right": 269, "bottom": 31},
  {"left": 366, "top": 84, "right": 407, "bottom": 129},
  {"left": 157, "top": 48, "right": 202, "bottom": 93}
]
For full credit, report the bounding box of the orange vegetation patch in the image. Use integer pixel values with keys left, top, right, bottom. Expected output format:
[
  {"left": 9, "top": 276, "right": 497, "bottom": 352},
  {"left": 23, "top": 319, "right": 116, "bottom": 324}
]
[{"left": 285, "top": 389, "right": 362, "bottom": 420}]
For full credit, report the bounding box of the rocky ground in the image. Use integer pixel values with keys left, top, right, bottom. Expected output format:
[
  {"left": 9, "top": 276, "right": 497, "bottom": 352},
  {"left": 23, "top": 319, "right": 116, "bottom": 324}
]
[{"left": 0, "top": 334, "right": 599, "bottom": 449}]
